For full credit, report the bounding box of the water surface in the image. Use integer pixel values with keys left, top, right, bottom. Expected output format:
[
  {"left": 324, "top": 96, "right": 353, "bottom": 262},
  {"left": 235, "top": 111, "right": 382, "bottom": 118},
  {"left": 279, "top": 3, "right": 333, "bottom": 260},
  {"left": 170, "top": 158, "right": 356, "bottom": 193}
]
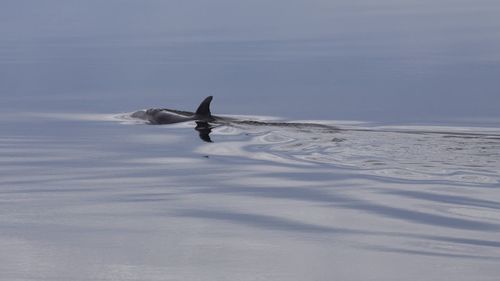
[
  {"left": 1, "top": 0, "right": 500, "bottom": 280},
  {"left": 1, "top": 113, "right": 499, "bottom": 280}
]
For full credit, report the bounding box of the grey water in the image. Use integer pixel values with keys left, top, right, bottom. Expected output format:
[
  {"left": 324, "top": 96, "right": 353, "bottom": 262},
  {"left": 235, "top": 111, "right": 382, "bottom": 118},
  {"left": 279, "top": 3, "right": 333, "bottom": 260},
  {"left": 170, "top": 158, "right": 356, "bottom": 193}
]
[{"left": 1, "top": 0, "right": 500, "bottom": 280}]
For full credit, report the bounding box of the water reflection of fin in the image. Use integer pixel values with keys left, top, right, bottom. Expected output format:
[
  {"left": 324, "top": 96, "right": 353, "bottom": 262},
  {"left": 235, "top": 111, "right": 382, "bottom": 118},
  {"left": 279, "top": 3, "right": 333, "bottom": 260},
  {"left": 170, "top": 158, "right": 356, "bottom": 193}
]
[{"left": 195, "top": 121, "right": 213, "bottom": 143}]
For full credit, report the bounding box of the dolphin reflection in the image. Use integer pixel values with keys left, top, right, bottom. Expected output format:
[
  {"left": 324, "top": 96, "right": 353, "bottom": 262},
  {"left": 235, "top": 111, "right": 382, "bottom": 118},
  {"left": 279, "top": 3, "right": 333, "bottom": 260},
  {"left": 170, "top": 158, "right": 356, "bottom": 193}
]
[{"left": 195, "top": 121, "right": 213, "bottom": 143}]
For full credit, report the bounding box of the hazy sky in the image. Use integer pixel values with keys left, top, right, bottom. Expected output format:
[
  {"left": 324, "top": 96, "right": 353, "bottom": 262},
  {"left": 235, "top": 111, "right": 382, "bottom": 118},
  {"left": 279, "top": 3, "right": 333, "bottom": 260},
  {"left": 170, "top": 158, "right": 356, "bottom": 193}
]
[
  {"left": 2, "top": 0, "right": 499, "bottom": 41},
  {"left": 1, "top": 0, "right": 500, "bottom": 123}
]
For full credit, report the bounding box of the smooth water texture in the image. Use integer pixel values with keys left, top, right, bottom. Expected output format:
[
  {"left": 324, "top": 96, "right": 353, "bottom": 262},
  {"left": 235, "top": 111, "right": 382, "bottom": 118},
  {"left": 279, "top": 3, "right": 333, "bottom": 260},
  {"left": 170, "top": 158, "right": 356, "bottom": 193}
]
[{"left": 1, "top": 0, "right": 500, "bottom": 280}]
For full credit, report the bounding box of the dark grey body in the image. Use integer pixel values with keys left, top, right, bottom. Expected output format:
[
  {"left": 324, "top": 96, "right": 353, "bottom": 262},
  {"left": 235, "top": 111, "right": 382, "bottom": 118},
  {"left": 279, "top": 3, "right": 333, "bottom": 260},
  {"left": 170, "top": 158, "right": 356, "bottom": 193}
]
[
  {"left": 132, "top": 96, "right": 222, "bottom": 125},
  {"left": 132, "top": 96, "right": 225, "bottom": 142},
  {"left": 137, "top": 108, "right": 212, "bottom": 124}
]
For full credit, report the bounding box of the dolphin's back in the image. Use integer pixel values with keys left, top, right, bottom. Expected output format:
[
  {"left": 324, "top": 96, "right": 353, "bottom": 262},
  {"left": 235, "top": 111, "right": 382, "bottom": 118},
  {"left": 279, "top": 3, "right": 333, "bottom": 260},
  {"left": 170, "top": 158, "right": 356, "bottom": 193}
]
[
  {"left": 145, "top": 108, "right": 192, "bottom": 124},
  {"left": 133, "top": 96, "right": 216, "bottom": 125}
]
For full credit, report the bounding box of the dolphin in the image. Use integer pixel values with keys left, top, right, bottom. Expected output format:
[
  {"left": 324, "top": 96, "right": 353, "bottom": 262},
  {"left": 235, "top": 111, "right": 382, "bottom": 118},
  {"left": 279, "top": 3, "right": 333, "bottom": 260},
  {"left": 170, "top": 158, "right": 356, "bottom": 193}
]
[
  {"left": 132, "top": 96, "right": 225, "bottom": 142},
  {"left": 132, "top": 96, "right": 217, "bottom": 125}
]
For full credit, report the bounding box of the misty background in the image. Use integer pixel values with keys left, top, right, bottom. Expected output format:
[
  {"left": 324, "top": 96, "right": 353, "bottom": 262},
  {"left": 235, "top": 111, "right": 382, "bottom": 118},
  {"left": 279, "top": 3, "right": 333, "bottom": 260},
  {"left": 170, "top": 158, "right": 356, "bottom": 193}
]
[
  {"left": 1, "top": 2, "right": 500, "bottom": 280},
  {"left": 1, "top": 0, "right": 499, "bottom": 123}
]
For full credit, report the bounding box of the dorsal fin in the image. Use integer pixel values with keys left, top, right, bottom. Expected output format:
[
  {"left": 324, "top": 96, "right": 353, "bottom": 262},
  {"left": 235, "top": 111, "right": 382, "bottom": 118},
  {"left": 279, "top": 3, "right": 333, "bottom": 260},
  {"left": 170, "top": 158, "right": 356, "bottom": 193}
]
[{"left": 195, "top": 96, "right": 213, "bottom": 116}]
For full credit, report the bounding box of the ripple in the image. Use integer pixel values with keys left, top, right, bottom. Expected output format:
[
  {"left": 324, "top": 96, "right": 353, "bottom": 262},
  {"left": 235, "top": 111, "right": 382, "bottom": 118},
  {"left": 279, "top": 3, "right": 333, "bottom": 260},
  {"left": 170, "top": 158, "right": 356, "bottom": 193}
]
[
  {"left": 199, "top": 121, "right": 500, "bottom": 185},
  {"left": 37, "top": 111, "right": 498, "bottom": 184}
]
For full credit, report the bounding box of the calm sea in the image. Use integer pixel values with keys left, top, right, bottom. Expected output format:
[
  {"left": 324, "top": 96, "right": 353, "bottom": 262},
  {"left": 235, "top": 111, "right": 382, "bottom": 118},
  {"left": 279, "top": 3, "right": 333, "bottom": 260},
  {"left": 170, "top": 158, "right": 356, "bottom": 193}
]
[{"left": 1, "top": 0, "right": 500, "bottom": 280}]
